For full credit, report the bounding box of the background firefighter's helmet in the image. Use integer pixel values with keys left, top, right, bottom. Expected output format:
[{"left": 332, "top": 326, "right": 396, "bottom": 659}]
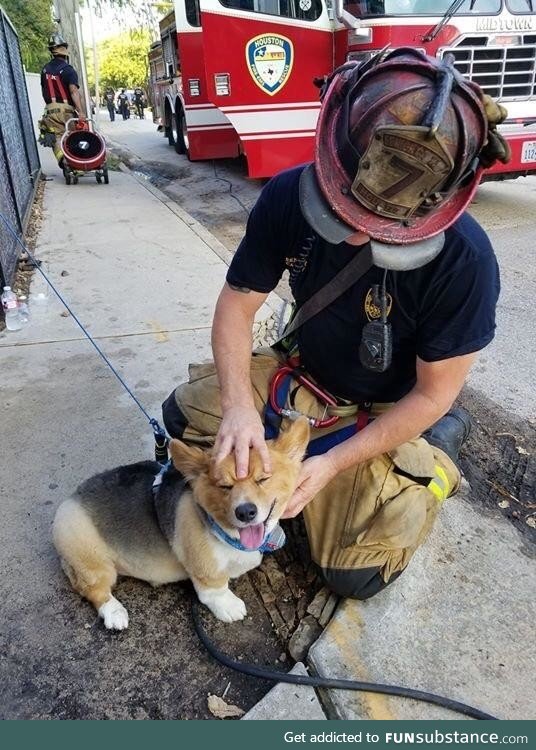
[
  {"left": 48, "top": 33, "right": 68, "bottom": 53},
  {"left": 300, "top": 48, "right": 503, "bottom": 245}
]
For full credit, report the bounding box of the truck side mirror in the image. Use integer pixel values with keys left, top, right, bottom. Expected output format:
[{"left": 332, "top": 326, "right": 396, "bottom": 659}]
[{"left": 334, "top": 0, "right": 361, "bottom": 29}]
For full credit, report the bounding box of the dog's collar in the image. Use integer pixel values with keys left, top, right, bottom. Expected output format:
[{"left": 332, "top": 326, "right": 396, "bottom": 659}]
[
  {"left": 198, "top": 506, "right": 286, "bottom": 553},
  {"left": 153, "top": 462, "right": 285, "bottom": 553}
]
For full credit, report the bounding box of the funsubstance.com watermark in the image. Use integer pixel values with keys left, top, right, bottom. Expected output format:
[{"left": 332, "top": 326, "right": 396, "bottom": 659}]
[{"left": 283, "top": 732, "right": 529, "bottom": 745}]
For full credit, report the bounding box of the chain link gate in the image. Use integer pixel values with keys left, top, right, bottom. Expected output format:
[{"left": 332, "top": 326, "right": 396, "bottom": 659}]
[{"left": 0, "top": 5, "right": 41, "bottom": 287}]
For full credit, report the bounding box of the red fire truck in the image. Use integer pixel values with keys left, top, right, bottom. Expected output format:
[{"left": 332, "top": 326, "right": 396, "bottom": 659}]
[{"left": 148, "top": 1, "right": 536, "bottom": 179}]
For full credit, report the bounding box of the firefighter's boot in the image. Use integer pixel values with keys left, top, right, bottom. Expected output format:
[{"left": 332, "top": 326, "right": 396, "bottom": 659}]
[{"left": 422, "top": 407, "right": 472, "bottom": 465}]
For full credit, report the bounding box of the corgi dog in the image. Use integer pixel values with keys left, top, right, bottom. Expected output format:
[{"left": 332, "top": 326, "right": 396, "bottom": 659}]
[{"left": 52, "top": 417, "right": 309, "bottom": 629}]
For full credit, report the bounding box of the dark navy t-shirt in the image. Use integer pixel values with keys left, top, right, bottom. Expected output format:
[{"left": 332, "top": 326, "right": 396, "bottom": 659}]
[{"left": 227, "top": 165, "right": 500, "bottom": 403}]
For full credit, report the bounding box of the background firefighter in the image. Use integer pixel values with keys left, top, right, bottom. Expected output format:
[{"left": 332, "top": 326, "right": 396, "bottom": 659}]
[
  {"left": 38, "top": 34, "right": 85, "bottom": 170},
  {"left": 104, "top": 88, "right": 115, "bottom": 122},
  {"left": 132, "top": 87, "right": 146, "bottom": 119},
  {"left": 162, "top": 49, "right": 509, "bottom": 601},
  {"left": 117, "top": 89, "right": 130, "bottom": 120}
]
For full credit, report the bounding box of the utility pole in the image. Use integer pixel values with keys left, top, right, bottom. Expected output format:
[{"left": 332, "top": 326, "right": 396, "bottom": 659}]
[
  {"left": 87, "top": 0, "right": 100, "bottom": 129},
  {"left": 52, "top": 0, "right": 91, "bottom": 125},
  {"left": 52, "top": 1, "right": 81, "bottom": 74},
  {"left": 73, "top": 5, "right": 92, "bottom": 124}
]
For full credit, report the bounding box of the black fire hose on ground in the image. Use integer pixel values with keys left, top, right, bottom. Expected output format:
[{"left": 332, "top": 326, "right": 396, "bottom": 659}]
[{"left": 191, "top": 601, "right": 498, "bottom": 721}]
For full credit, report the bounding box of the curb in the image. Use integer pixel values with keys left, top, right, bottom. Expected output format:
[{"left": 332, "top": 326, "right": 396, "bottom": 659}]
[{"left": 241, "top": 662, "right": 327, "bottom": 720}]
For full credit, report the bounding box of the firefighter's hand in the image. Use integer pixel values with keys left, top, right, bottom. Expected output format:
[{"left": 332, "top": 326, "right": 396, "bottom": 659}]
[
  {"left": 281, "top": 454, "right": 339, "bottom": 519},
  {"left": 214, "top": 405, "right": 271, "bottom": 479}
]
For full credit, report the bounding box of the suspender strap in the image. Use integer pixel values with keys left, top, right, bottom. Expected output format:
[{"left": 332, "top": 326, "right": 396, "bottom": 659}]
[
  {"left": 45, "top": 74, "right": 56, "bottom": 103},
  {"left": 45, "top": 62, "right": 70, "bottom": 104},
  {"left": 54, "top": 72, "right": 69, "bottom": 103}
]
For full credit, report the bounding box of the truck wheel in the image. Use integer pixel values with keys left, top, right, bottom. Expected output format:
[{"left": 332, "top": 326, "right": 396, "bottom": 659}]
[
  {"left": 175, "top": 108, "right": 189, "bottom": 157},
  {"left": 167, "top": 106, "right": 178, "bottom": 148}
]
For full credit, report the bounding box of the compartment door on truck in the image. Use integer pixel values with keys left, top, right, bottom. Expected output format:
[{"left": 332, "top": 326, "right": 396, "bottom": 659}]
[{"left": 199, "top": 0, "right": 335, "bottom": 177}]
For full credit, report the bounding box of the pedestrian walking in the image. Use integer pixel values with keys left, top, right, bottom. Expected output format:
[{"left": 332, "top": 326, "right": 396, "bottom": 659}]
[
  {"left": 117, "top": 89, "right": 130, "bottom": 120},
  {"left": 133, "top": 87, "right": 145, "bottom": 119},
  {"left": 104, "top": 88, "right": 115, "bottom": 121}
]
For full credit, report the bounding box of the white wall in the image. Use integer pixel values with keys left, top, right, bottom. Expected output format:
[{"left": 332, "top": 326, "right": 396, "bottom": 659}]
[{"left": 25, "top": 71, "right": 43, "bottom": 137}]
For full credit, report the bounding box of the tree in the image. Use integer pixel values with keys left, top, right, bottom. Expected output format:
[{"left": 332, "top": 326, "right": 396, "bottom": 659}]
[
  {"left": 92, "top": 28, "right": 151, "bottom": 91},
  {"left": 1, "top": 0, "right": 53, "bottom": 72},
  {"left": 91, "top": 1, "right": 170, "bottom": 33}
]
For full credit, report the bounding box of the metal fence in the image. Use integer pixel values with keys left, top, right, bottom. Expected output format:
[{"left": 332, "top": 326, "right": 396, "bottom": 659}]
[{"left": 0, "top": 6, "right": 41, "bottom": 287}]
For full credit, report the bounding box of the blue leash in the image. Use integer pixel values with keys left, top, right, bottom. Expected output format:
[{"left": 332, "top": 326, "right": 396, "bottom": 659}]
[{"left": 0, "top": 209, "right": 168, "bottom": 448}]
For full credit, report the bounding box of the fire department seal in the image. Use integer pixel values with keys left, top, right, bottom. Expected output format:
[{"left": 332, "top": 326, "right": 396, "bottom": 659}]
[
  {"left": 365, "top": 288, "right": 393, "bottom": 322},
  {"left": 246, "top": 34, "right": 294, "bottom": 96}
]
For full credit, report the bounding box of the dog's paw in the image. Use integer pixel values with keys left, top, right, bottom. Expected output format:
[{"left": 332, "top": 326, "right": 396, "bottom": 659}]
[
  {"left": 98, "top": 596, "right": 129, "bottom": 630},
  {"left": 204, "top": 590, "right": 247, "bottom": 623}
]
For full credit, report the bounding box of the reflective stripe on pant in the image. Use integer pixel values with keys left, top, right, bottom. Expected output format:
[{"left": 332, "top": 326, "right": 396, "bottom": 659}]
[{"left": 162, "top": 351, "right": 461, "bottom": 596}]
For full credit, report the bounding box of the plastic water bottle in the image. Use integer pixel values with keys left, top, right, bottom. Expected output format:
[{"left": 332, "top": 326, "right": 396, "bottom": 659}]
[
  {"left": 31, "top": 264, "right": 49, "bottom": 308},
  {"left": 18, "top": 295, "right": 30, "bottom": 326},
  {"left": 1, "top": 286, "right": 22, "bottom": 331}
]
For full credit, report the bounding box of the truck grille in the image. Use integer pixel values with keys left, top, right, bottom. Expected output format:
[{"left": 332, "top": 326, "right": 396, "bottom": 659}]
[{"left": 441, "top": 35, "right": 536, "bottom": 100}]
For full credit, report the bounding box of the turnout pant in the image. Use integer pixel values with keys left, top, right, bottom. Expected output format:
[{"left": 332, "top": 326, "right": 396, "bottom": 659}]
[
  {"left": 162, "top": 351, "right": 460, "bottom": 600},
  {"left": 38, "top": 102, "right": 76, "bottom": 165}
]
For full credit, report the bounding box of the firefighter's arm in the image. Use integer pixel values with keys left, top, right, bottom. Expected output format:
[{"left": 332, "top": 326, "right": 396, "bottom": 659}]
[
  {"left": 282, "top": 351, "right": 478, "bottom": 518},
  {"left": 69, "top": 84, "right": 85, "bottom": 118},
  {"left": 211, "top": 281, "right": 272, "bottom": 477}
]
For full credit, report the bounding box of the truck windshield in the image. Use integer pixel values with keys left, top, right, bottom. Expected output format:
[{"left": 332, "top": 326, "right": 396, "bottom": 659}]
[
  {"left": 506, "top": 0, "right": 535, "bottom": 12},
  {"left": 343, "top": 1, "right": 502, "bottom": 17},
  {"left": 219, "top": 0, "right": 323, "bottom": 21}
]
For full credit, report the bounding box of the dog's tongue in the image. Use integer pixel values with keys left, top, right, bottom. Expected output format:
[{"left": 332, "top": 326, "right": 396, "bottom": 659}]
[{"left": 239, "top": 523, "right": 265, "bottom": 550}]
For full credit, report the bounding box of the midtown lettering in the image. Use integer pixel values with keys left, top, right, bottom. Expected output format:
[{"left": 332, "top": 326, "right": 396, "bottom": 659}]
[{"left": 476, "top": 17, "right": 534, "bottom": 31}]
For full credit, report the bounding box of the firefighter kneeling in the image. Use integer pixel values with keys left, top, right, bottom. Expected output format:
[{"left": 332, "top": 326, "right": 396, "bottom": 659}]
[{"left": 163, "top": 49, "right": 508, "bottom": 599}]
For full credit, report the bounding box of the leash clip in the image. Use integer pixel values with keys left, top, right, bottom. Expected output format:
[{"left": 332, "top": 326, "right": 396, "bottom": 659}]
[{"left": 150, "top": 419, "right": 169, "bottom": 464}]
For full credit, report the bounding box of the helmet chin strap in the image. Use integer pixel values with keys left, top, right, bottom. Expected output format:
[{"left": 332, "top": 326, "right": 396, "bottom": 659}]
[{"left": 370, "top": 232, "right": 445, "bottom": 271}]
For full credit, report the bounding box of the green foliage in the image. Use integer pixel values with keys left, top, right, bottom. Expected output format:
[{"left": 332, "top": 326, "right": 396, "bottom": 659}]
[
  {"left": 1, "top": 0, "right": 54, "bottom": 72},
  {"left": 94, "top": 0, "right": 171, "bottom": 28},
  {"left": 91, "top": 28, "right": 151, "bottom": 90}
]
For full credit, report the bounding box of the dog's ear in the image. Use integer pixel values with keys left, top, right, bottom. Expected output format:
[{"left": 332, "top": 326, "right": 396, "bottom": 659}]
[
  {"left": 273, "top": 416, "right": 310, "bottom": 462},
  {"left": 169, "top": 439, "right": 210, "bottom": 480}
]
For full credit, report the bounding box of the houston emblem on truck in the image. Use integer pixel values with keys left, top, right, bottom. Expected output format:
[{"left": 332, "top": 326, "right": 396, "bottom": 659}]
[{"left": 246, "top": 34, "right": 294, "bottom": 96}]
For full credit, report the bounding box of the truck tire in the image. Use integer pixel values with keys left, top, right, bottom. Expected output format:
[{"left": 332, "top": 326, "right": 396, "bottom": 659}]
[
  {"left": 166, "top": 103, "right": 176, "bottom": 147},
  {"left": 175, "top": 107, "right": 190, "bottom": 158},
  {"left": 168, "top": 107, "right": 180, "bottom": 150}
]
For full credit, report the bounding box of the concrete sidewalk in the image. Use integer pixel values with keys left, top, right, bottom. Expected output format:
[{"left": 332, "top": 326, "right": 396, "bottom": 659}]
[{"left": 1, "top": 147, "right": 534, "bottom": 721}]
